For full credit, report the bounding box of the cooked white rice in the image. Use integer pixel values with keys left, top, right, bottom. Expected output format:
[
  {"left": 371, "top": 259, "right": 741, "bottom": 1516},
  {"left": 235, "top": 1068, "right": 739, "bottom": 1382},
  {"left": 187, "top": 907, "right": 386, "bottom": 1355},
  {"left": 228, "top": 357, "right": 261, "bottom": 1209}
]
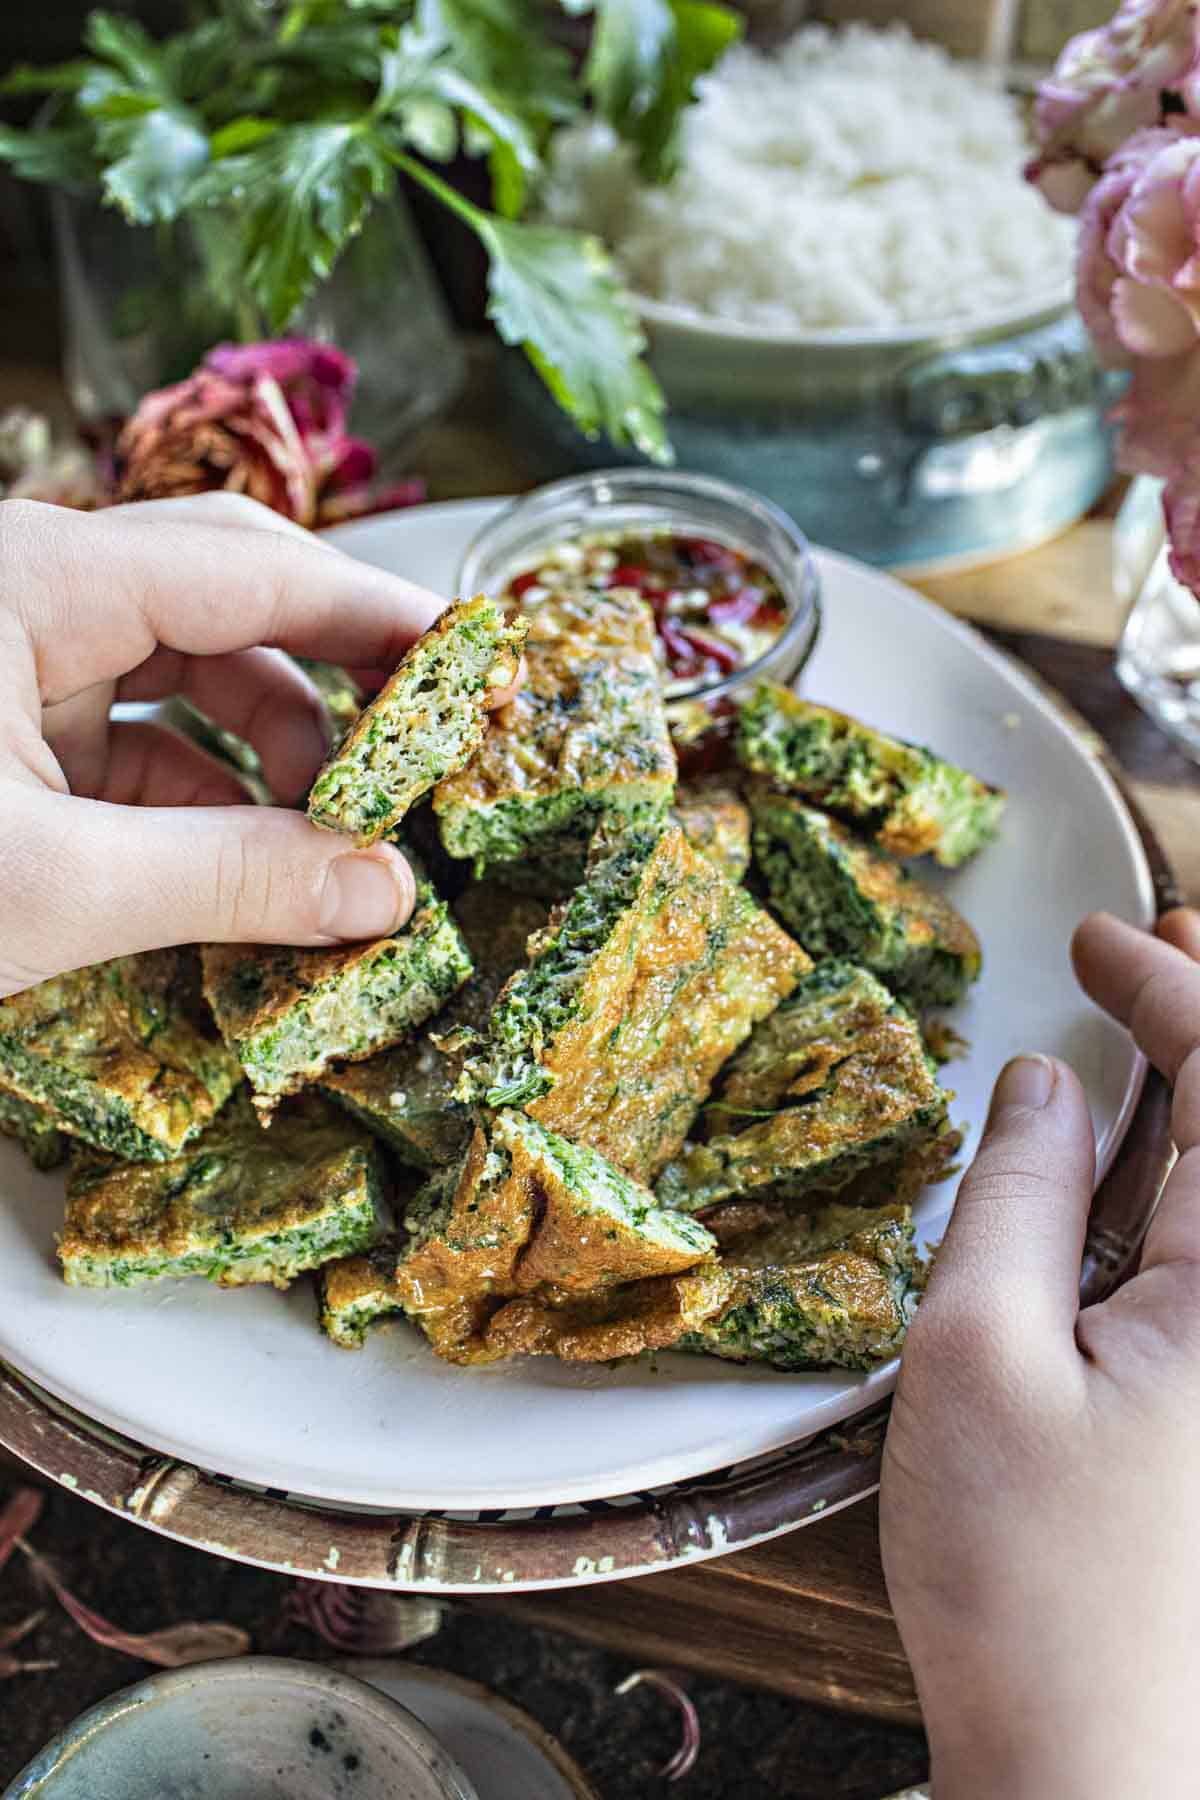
[{"left": 541, "top": 24, "right": 1077, "bottom": 334}]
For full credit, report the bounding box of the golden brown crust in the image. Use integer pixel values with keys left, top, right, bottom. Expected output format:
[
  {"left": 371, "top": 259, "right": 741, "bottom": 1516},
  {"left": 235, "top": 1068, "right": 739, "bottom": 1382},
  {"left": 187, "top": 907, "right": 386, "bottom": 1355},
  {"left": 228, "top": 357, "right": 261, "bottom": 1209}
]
[
  {"left": 673, "top": 778, "right": 752, "bottom": 883},
  {"left": 433, "top": 589, "right": 675, "bottom": 817},
  {"left": 397, "top": 1114, "right": 712, "bottom": 1364},
  {"left": 59, "top": 1091, "right": 376, "bottom": 1286},
  {"left": 484, "top": 1264, "right": 732, "bottom": 1362},
  {"left": 527, "top": 827, "right": 808, "bottom": 1180},
  {"left": 0, "top": 949, "right": 239, "bottom": 1155}
]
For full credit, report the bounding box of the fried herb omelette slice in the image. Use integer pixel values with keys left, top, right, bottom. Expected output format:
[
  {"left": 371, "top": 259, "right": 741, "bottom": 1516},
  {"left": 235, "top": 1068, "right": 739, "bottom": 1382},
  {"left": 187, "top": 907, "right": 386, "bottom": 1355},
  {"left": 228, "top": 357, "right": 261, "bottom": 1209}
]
[
  {"left": 202, "top": 876, "right": 472, "bottom": 1120},
  {"left": 749, "top": 787, "right": 981, "bottom": 1008},
  {"left": 318, "top": 1239, "right": 406, "bottom": 1348},
  {"left": 395, "top": 1110, "right": 715, "bottom": 1365},
  {"left": 483, "top": 1200, "right": 920, "bottom": 1372},
  {"left": 737, "top": 682, "right": 1005, "bottom": 867},
  {"left": 59, "top": 1091, "right": 388, "bottom": 1290},
  {"left": 0, "top": 1087, "right": 67, "bottom": 1172},
  {"left": 307, "top": 594, "right": 527, "bottom": 846},
  {"left": 673, "top": 776, "right": 752, "bottom": 883},
  {"left": 656, "top": 961, "right": 957, "bottom": 1213},
  {"left": 433, "top": 587, "right": 677, "bottom": 895},
  {"left": 469, "top": 822, "right": 809, "bottom": 1184},
  {"left": 0, "top": 950, "right": 240, "bottom": 1163},
  {"left": 321, "top": 884, "right": 548, "bottom": 1171}
]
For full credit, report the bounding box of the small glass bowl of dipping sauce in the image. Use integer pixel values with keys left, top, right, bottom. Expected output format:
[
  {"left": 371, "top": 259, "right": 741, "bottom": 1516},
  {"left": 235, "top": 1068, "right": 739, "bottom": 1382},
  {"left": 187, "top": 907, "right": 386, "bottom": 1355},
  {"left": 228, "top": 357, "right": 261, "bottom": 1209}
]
[{"left": 456, "top": 469, "right": 821, "bottom": 763}]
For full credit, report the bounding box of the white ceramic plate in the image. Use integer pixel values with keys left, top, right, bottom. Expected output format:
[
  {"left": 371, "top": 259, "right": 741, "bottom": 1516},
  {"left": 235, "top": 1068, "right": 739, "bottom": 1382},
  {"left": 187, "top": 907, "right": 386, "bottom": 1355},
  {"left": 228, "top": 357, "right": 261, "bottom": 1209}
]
[{"left": 0, "top": 500, "right": 1153, "bottom": 1512}]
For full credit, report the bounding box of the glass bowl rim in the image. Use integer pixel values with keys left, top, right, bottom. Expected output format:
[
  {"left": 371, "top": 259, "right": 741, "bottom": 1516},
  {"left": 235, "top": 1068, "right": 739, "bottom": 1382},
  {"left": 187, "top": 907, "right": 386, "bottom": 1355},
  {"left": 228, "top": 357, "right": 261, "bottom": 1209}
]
[{"left": 456, "top": 468, "right": 822, "bottom": 707}]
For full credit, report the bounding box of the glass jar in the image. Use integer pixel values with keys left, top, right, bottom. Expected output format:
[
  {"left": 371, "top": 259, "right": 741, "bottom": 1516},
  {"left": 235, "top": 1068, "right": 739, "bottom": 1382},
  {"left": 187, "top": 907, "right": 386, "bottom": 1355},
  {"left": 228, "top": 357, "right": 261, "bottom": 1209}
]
[
  {"left": 456, "top": 468, "right": 822, "bottom": 758},
  {"left": 52, "top": 191, "right": 464, "bottom": 470}
]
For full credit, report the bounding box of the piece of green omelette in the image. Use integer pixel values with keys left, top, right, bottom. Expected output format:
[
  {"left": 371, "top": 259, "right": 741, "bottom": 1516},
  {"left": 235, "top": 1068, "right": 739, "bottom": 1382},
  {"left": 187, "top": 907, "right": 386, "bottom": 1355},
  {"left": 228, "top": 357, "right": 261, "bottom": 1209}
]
[
  {"left": 433, "top": 586, "right": 677, "bottom": 895},
  {"left": 394, "top": 1109, "right": 716, "bottom": 1364},
  {"left": 59, "top": 1091, "right": 388, "bottom": 1290},
  {"left": 737, "top": 682, "right": 1004, "bottom": 867},
  {"left": 307, "top": 594, "right": 527, "bottom": 846},
  {"left": 482, "top": 1198, "right": 921, "bottom": 1372},
  {"left": 465, "top": 820, "right": 808, "bottom": 1185},
  {"left": 656, "top": 961, "right": 957, "bottom": 1213},
  {"left": 202, "top": 874, "right": 472, "bottom": 1120},
  {"left": 0, "top": 1087, "right": 67, "bottom": 1172},
  {"left": 0, "top": 950, "right": 240, "bottom": 1163},
  {"left": 749, "top": 786, "right": 981, "bottom": 1007},
  {"left": 321, "top": 883, "right": 548, "bottom": 1171}
]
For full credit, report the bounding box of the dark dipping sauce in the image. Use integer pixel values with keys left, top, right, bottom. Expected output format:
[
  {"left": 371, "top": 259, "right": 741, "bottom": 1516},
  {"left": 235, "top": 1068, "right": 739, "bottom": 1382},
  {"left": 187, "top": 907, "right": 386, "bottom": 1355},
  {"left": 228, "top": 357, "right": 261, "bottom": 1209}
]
[{"left": 504, "top": 529, "right": 789, "bottom": 696}]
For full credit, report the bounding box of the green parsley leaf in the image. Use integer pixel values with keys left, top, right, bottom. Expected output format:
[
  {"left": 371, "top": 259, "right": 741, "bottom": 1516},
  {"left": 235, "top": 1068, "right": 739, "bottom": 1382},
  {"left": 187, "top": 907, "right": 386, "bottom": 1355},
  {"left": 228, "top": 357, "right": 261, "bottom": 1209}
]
[
  {"left": 0, "top": 121, "right": 96, "bottom": 189},
  {"left": 417, "top": 0, "right": 577, "bottom": 132},
  {"left": 396, "top": 156, "right": 669, "bottom": 460},
  {"left": 1, "top": 60, "right": 100, "bottom": 96},
  {"left": 98, "top": 104, "right": 210, "bottom": 223},
  {"left": 83, "top": 12, "right": 166, "bottom": 92},
  {"left": 190, "top": 121, "right": 394, "bottom": 329},
  {"left": 409, "top": 63, "right": 541, "bottom": 216},
  {"left": 582, "top": 0, "right": 740, "bottom": 177}
]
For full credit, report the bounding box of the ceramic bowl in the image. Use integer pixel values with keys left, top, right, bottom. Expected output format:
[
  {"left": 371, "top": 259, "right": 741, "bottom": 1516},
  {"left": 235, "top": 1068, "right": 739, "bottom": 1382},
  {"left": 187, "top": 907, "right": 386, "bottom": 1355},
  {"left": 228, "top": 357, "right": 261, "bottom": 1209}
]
[
  {"left": 3, "top": 1657, "right": 478, "bottom": 1800},
  {"left": 501, "top": 285, "right": 1123, "bottom": 573}
]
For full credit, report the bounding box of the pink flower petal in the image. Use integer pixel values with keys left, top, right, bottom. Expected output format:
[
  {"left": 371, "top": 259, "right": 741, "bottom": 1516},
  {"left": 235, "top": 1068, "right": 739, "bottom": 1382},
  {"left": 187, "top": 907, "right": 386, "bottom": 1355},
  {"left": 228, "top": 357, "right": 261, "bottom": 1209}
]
[
  {"left": 1113, "top": 345, "right": 1200, "bottom": 472},
  {"left": 614, "top": 1670, "right": 701, "bottom": 1782},
  {"left": 284, "top": 1580, "right": 442, "bottom": 1653},
  {"left": 1029, "top": 0, "right": 1200, "bottom": 212},
  {"left": 21, "top": 1543, "right": 249, "bottom": 1668},
  {"left": 1164, "top": 470, "right": 1200, "bottom": 590},
  {"left": 1111, "top": 273, "right": 1199, "bottom": 350},
  {"left": 0, "top": 1488, "right": 43, "bottom": 1577}
]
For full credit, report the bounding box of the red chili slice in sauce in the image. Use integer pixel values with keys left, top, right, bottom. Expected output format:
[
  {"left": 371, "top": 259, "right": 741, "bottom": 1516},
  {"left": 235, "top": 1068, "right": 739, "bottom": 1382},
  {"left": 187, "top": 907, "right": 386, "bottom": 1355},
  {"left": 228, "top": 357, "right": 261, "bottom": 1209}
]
[{"left": 506, "top": 530, "right": 786, "bottom": 689}]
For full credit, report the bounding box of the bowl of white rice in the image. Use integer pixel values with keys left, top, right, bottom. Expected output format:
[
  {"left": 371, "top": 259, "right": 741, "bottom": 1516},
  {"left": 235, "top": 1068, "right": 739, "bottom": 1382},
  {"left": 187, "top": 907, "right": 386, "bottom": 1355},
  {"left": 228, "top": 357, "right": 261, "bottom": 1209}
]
[{"left": 518, "top": 25, "right": 1119, "bottom": 573}]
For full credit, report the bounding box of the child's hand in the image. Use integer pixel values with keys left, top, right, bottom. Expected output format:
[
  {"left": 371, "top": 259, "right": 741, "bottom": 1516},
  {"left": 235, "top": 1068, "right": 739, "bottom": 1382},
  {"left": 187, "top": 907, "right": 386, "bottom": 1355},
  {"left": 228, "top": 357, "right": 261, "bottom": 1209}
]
[
  {"left": 0, "top": 493, "right": 507, "bottom": 996},
  {"left": 881, "top": 908, "right": 1200, "bottom": 1800}
]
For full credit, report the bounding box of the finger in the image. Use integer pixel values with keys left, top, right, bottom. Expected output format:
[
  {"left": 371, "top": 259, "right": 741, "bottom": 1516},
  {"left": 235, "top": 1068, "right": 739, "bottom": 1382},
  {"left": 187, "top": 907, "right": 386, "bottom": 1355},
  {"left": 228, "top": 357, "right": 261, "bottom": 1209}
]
[
  {"left": 1137, "top": 1146, "right": 1200, "bottom": 1275},
  {"left": 112, "top": 491, "right": 319, "bottom": 543},
  {"left": 40, "top": 682, "right": 115, "bottom": 796},
  {"left": 0, "top": 781, "right": 418, "bottom": 994},
  {"left": 1158, "top": 907, "right": 1200, "bottom": 962},
  {"left": 1073, "top": 912, "right": 1200, "bottom": 1151},
  {"left": 3, "top": 498, "right": 446, "bottom": 704},
  {"left": 921, "top": 1055, "right": 1096, "bottom": 1339},
  {"left": 90, "top": 723, "right": 253, "bottom": 808},
  {"left": 117, "top": 647, "right": 330, "bottom": 804}
]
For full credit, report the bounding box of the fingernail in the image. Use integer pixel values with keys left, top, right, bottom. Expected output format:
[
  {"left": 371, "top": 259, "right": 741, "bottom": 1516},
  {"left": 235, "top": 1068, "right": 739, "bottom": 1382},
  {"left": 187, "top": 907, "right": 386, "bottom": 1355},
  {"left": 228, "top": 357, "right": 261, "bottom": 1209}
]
[
  {"left": 319, "top": 850, "right": 413, "bottom": 941},
  {"left": 994, "top": 1054, "right": 1055, "bottom": 1112}
]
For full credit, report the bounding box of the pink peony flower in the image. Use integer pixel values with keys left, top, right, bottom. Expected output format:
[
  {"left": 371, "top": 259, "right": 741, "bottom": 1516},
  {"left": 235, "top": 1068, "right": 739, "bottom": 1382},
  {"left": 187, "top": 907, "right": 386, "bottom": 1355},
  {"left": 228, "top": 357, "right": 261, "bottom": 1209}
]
[
  {"left": 114, "top": 337, "right": 378, "bottom": 528},
  {"left": 1073, "top": 122, "right": 1200, "bottom": 482},
  {"left": 1028, "top": 0, "right": 1200, "bottom": 213},
  {"left": 1163, "top": 465, "right": 1200, "bottom": 586}
]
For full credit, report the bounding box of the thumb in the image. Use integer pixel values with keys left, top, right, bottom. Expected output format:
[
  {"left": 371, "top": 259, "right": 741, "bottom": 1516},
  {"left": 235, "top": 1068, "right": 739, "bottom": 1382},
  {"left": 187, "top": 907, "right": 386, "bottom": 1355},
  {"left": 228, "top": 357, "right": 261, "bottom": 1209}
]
[
  {"left": 1, "top": 787, "right": 416, "bottom": 992},
  {"left": 918, "top": 1054, "right": 1096, "bottom": 1346}
]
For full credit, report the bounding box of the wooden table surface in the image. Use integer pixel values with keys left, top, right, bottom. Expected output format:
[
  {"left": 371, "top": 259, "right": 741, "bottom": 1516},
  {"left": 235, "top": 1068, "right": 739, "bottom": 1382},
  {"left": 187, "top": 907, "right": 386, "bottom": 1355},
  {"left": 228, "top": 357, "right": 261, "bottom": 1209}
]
[{"left": 2, "top": 335, "right": 1197, "bottom": 1738}]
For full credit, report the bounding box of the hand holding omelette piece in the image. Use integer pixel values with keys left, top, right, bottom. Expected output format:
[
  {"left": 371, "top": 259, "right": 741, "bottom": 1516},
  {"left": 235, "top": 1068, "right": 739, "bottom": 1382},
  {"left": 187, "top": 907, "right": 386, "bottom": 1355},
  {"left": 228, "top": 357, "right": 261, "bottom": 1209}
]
[{"left": 0, "top": 492, "right": 518, "bottom": 996}]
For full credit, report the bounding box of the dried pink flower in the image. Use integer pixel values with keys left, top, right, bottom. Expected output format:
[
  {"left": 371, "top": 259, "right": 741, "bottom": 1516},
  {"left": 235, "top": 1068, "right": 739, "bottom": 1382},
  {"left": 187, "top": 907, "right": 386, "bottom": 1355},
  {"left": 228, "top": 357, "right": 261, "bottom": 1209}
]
[
  {"left": 284, "top": 1579, "right": 443, "bottom": 1653},
  {"left": 1028, "top": 0, "right": 1200, "bottom": 213},
  {"left": 114, "top": 337, "right": 378, "bottom": 529},
  {"left": 14, "top": 1537, "right": 250, "bottom": 1669},
  {"left": 614, "top": 1669, "right": 701, "bottom": 1782},
  {"left": 0, "top": 1488, "right": 43, "bottom": 1578}
]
